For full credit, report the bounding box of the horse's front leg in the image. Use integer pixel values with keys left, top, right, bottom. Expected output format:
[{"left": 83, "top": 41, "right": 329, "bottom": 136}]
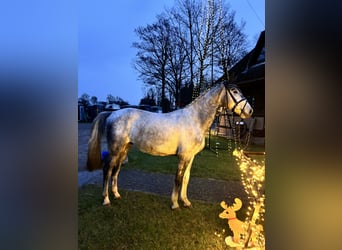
[
  {"left": 171, "top": 158, "right": 186, "bottom": 210},
  {"left": 180, "top": 156, "right": 195, "bottom": 208},
  {"left": 171, "top": 156, "right": 194, "bottom": 209}
]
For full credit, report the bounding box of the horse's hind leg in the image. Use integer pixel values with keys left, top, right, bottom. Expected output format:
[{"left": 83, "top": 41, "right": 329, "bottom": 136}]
[
  {"left": 111, "top": 161, "right": 123, "bottom": 199},
  {"left": 102, "top": 152, "right": 123, "bottom": 205},
  {"left": 110, "top": 144, "right": 130, "bottom": 199},
  {"left": 102, "top": 157, "right": 114, "bottom": 205}
]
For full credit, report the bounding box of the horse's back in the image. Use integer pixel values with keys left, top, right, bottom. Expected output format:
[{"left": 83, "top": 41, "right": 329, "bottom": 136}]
[
  {"left": 106, "top": 108, "right": 184, "bottom": 155},
  {"left": 106, "top": 108, "right": 164, "bottom": 138}
]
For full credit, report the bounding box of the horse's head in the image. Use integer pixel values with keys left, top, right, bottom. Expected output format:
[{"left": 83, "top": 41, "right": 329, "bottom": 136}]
[{"left": 224, "top": 84, "right": 253, "bottom": 119}]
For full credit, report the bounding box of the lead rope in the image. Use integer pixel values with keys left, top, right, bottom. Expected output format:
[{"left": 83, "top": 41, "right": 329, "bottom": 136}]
[
  {"left": 226, "top": 110, "right": 238, "bottom": 152},
  {"left": 226, "top": 88, "right": 242, "bottom": 151},
  {"left": 240, "top": 116, "right": 255, "bottom": 150},
  {"left": 229, "top": 111, "right": 253, "bottom": 151},
  {"left": 213, "top": 111, "right": 220, "bottom": 157},
  {"left": 225, "top": 89, "right": 235, "bottom": 154},
  {"left": 225, "top": 87, "right": 252, "bottom": 152}
]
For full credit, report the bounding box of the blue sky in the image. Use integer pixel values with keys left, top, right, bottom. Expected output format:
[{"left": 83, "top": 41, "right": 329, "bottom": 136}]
[{"left": 78, "top": 0, "right": 265, "bottom": 105}]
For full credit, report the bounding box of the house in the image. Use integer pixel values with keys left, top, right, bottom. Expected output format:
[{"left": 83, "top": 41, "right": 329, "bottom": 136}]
[{"left": 216, "top": 31, "right": 265, "bottom": 145}]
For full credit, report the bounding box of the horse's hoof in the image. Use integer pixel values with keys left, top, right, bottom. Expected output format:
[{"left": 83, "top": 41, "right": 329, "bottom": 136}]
[
  {"left": 183, "top": 199, "right": 192, "bottom": 208},
  {"left": 171, "top": 204, "right": 180, "bottom": 210},
  {"left": 184, "top": 203, "right": 193, "bottom": 209},
  {"left": 113, "top": 191, "right": 121, "bottom": 199},
  {"left": 114, "top": 194, "right": 121, "bottom": 199},
  {"left": 103, "top": 196, "right": 111, "bottom": 206}
]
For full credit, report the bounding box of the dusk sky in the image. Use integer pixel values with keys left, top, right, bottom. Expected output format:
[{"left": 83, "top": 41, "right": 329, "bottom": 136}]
[{"left": 78, "top": 0, "right": 265, "bottom": 105}]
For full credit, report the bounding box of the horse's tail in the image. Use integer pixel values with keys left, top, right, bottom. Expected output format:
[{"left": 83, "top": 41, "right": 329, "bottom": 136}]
[{"left": 87, "top": 111, "right": 112, "bottom": 171}]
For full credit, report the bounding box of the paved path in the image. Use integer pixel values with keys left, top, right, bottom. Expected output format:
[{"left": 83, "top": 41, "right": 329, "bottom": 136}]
[
  {"left": 78, "top": 168, "right": 247, "bottom": 204},
  {"left": 78, "top": 122, "right": 248, "bottom": 204}
]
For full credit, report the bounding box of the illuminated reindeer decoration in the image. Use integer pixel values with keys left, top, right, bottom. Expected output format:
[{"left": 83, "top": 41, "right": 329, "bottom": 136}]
[{"left": 219, "top": 198, "right": 246, "bottom": 247}]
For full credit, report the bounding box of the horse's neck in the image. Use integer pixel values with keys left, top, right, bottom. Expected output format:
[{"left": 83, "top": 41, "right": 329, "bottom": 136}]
[{"left": 187, "top": 84, "right": 225, "bottom": 132}]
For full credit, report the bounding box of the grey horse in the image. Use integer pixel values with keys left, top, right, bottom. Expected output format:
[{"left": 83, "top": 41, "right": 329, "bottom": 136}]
[{"left": 87, "top": 82, "right": 253, "bottom": 209}]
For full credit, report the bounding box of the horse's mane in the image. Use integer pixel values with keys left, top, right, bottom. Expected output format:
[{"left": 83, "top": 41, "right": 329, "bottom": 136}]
[{"left": 185, "top": 83, "right": 223, "bottom": 108}]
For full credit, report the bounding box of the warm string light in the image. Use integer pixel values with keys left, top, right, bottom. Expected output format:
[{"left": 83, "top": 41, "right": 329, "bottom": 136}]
[
  {"left": 217, "top": 149, "right": 265, "bottom": 249},
  {"left": 191, "top": 83, "right": 201, "bottom": 101},
  {"left": 234, "top": 149, "right": 265, "bottom": 249}
]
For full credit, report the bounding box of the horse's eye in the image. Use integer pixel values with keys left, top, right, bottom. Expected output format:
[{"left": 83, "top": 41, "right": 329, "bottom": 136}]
[{"left": 233, "top": 90, "right": 238, "bottom": 94}]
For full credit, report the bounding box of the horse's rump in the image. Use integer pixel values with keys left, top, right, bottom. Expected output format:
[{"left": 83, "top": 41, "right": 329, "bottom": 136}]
[{"left": 87, "top": 111, "right": 111, "bottom": 171}]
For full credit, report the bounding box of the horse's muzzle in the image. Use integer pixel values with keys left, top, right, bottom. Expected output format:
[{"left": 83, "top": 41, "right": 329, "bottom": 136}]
[{"left": 240, "top": 106, "right": 253, "bottom": 119}]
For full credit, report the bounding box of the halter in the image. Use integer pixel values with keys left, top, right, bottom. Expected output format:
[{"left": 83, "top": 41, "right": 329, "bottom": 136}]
[{"left": 225, "top": 85, "right": 247, "bottom": 116}]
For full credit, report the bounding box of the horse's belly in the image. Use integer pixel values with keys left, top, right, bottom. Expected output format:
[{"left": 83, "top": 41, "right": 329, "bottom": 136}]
[
  {"left": 138, "top": 142, "right": 178, "bottom": 156},
  {"left": 132, "top": 131, "right": 178, "bottom": 156}
]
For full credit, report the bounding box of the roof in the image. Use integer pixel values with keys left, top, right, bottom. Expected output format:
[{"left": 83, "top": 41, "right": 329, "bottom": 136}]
[{"left": 216, "top": 30, "right": 265, "bottom": 86}]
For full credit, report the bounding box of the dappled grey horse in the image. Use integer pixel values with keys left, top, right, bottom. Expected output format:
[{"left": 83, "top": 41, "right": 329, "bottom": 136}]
[{"left": 87, "top": 82, "right": 253, "bottom": 209}]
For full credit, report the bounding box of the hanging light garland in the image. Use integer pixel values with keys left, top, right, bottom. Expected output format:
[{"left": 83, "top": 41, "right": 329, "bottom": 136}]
[{"left": 217, "top": 149, "right": 265, "bottom": 249}]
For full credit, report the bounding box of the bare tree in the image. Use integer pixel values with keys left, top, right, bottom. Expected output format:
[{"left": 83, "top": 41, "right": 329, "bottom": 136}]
[
  {"left": 165, "top": 9, "right": 189, "bottom": 108},
  {"left": 139, "top": 88, "right": 157, "bottom": 106},
  {"left": 133, "top": 15, "right": 172, "bottom": 112},
  {"left": 214, "top": 9, "right": 248, "bottom": 81},
  {"left": 79, "top": 93, "right": 90, "bottom": 106},
  {"left": 107, "top": 94, "right": 115, "bottom": 104},
  {"left": 90, "top": 96, "right": 98, "bottom": 105},
  {"left": 173, "top": 0, "right": 199, "bottom": 88},
  {"left": 132, "top": 0, "right": 248, "bottom": 108},
  {"left": 172, "top": 0, "right": 247, "bottom": 94},
  {"left": 194, "top": 0, "right": 212, "bottom": 89},
  {"left": 107, "top": 94, "right": 129, "bottom": 106}
]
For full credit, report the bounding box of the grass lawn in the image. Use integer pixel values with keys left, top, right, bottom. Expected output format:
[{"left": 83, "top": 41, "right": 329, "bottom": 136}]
[
  {"left": 79, "top": 185, "right": 247, "bottom": 249},
  {"left": 125, "top": 137, "right": 265, "bottom": 182},
  {"left": 79, "top": 137, "right": 265, "bottom": 249}
]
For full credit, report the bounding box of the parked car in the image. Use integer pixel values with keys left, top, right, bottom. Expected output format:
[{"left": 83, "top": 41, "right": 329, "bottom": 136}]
[
  {"left": 104, "top": 103, "right": 120, "bottom": 111},
  {"left": 121, "top": 105, "right": 139, "bottom": 110}
]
